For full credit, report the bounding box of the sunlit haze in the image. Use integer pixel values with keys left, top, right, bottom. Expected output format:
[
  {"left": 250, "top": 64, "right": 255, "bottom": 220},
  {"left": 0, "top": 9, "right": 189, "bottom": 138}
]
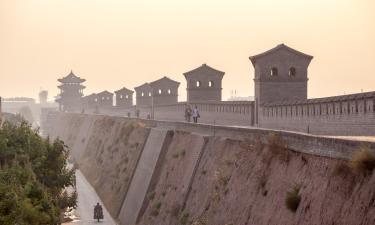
[{"left": 0, "top": 0, "right": 374, "bottom": 101}]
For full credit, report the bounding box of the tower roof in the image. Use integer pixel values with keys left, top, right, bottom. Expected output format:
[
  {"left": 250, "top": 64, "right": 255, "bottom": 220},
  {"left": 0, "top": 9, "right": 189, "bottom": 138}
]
[
  {"left": 249, "top": 44, "right": 313, "bottom": 66},
  {"left": 183, "top": 64, "right": 225, "bottom": 78},
  {"left": 58, "top": 71, "right": 86, "bottom": 83},
  {"left": 134, "top": 83, "right": 151, "bottom": 91},
  {"left": 97, "top": 90, "right": 113, "bottom": 96},
  {"left": 114, "top": 87, "right": 134, "bottom": 94},
  {"left": 149, "top": 76, "right": 180, "bottom": 87}
]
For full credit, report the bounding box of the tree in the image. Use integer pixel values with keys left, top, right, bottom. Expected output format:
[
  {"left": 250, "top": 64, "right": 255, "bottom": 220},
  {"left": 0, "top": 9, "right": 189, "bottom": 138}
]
[{"left": 0, "top": 120, "right": 76, "bottom": 224}]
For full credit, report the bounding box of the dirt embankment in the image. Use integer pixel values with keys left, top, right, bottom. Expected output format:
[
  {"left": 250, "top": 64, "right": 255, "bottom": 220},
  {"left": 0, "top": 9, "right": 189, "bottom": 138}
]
[
  {"left": 48, "top": 113, "right": 375, "bottom": 225},
  {"left": 138, "top": 134, "right": 375, "bottom": 225}
]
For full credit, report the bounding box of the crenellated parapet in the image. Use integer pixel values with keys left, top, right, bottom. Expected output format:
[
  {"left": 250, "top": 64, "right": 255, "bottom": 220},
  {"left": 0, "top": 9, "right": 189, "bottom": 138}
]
[{"left": 259, "top": 91, "right": 375, "bottom": 135}]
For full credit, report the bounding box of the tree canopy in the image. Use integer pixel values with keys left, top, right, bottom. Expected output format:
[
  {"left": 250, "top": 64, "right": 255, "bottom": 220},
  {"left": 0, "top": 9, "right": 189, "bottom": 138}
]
[{"left": 0, "top": 120, "right": 76, "bottom": 225}]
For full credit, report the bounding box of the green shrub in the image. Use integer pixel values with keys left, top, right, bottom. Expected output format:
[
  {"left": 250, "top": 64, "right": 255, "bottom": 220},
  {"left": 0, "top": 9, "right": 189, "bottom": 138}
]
[
  {"left": 333, "top": 161, "right": 352, "bottom": 176},
  {"left": 349, "top": 147, "right": 375, "bottom": 175},
  {"left": 147, "top": 191, "right": 155, "bottom": 201},
  {"left": 154, "top": 201, "right": 162, "bottom": 210},
  {"left": 180, "top": 212, "right": 189, "bottom": 225},
  {"left": 285, "top": 185, "right": 301, "bottom": 212}
]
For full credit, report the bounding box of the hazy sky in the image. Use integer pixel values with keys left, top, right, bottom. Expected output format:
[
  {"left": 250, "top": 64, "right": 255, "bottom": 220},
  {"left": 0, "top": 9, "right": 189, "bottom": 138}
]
[{"left": 0, "top": 0, "right": 374, "bottom": 102}]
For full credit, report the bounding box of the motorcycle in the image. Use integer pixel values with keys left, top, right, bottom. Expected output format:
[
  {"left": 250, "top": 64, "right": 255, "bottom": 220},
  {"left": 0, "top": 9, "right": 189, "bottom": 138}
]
[{"left": 94, "top": 203, "right": 104, "bottom": 222}]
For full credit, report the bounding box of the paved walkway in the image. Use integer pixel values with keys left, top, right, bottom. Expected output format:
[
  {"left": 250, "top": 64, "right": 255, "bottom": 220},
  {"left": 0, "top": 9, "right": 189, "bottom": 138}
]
[{"left": 71, "top": 170, "right": 118, "bottom": 225}]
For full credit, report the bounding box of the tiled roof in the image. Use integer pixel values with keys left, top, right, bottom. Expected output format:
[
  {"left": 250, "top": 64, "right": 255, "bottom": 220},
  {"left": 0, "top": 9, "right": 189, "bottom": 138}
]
[
  {"left": 249, "top": 44, "right": 313, "bottom": 66},
  {"left": 183, "top": 64, "right": 225, "bottom": 77},
  {"left": 58, "top": 71, "right": 86, "bottom": 83}
]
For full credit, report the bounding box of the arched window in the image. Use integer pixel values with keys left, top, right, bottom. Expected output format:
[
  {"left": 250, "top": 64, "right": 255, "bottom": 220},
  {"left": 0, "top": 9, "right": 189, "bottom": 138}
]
[
  {"left": 270, "top": 67, "right": 278, "bottom": 76},
  {"left": 107, "top": 97, "right": 110, "bottom": 100},
  {"left": 95, "top": 98, "right": 98, "bottom": 102},
  {"left": 149, "top": 92, "right": 151, "bottom": 97},
  {"left": 141, "top": 92, "right": 144, "bottom": 97},
  {"left": 196, "top": 81, "right": 201, "bottom": 87},
  {"left": 158, "top": 89, "right": 162, "bottom": 95},
  {"left": 125, "top": 95, "right": 129, "bottom": 99},
  {"left": 208, "top": 81, "right": 213, "bottom": 87},
  {"left": 120, "top": 95, "right": 123, "bottom": 99},
  {"left": 289, "top": 67, "right": 296, "bottom": 76},
  {"left": 102, "top": 97, "right": 105, "bottom": 100},
  {"left": 168, "top": 89, "right": 171, "bottom": 94}
]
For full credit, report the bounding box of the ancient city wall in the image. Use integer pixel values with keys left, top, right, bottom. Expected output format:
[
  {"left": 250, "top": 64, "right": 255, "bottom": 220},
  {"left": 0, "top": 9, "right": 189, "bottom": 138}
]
[
  {"left": 259, "top": 91, "right": 375, "bottom": 136},
  {"left": 46, "top": 112, "right": 375, "bottom": 225}
]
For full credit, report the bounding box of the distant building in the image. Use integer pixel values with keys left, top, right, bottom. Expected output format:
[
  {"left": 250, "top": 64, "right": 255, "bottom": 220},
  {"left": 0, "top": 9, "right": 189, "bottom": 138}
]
[
  {"left": 56, "top": 71, "right": 86, "bottom": 112},
  {"left": 183, "top": 64, "right": 225, "bottom": 102},
  {"left": 82, "top": 93, "right": 98, "bottom": 112},
  {"left": 249, "top": 43, "right": 313, "bottom": 105},
  {"left": 149, "top": 76, "right": 180, "bottom": 105},
  {"left": 115, "top": 87, "right": 133, "bottom": 108},
  {"left": 135, "top": 83, "right": 152, "bottom": 107},
  {"left": 96, "top": 91, "right": 113, "bottom": 109},
  {"left": 39, "top": 90, "right": 48, "bottom": 104}
]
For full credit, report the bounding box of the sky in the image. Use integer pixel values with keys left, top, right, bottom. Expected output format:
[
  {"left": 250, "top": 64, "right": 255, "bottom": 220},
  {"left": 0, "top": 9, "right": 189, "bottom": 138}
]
[{"left": 0, "top": 0, "right": 374, "bottom": 102}]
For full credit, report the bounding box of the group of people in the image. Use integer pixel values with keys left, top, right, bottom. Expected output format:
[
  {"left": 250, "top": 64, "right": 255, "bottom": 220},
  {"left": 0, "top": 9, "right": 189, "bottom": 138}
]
[{"left": 184, "top": 104, "right": 200, "bottom": 123}]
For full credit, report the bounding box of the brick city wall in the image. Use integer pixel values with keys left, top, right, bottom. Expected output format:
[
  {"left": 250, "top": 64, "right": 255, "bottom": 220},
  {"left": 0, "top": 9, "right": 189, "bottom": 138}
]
[{"left": 258, "top": 91, "right": 375, "bottom": 135}]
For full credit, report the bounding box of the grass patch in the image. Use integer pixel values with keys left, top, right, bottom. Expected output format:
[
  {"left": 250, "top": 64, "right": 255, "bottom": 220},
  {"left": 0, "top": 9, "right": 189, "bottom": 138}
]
[
  {"left": 333, "top": 161, "right": 352, "bottom": 176},
  {"left": 266, "top": 133, "right": 289, "bottom": 162},
  {"left": 214, "top": 170, "right": 230, "bottom": 186},
  {"left": 349, "top": 147, "right": 375, "bottom": 176},
  {"left": 154, "top": 201, "right": 162, "bottom": 210},
  {"left": 180, "top": 212, "right": 189, "bottom": 225},
  {"left": 147, "top": 191, "right": 155, "bottom": 201},
  {"left": 285, "top": 184, "right": 301, "bottom": 212}
]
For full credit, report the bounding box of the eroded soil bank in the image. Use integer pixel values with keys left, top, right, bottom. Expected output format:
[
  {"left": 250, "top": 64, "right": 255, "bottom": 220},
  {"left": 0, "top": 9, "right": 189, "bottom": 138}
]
[{"left": 47, "top": 113, "right": 375, "bottom": 225}]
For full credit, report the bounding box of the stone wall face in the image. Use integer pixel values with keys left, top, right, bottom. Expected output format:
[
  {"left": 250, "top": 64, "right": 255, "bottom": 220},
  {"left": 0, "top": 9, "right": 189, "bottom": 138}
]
[
  {"left": 150, "top": 101, "right": 255, "bottom": 126},
  {"left": 116, "top": 94, "right": 133, "bottom": 108},
  {"left": 187, "top": 88, "right": 222, "bottom": 102},
  {"left": 259, "top": 92, "right": 375, "bottom": 135}
]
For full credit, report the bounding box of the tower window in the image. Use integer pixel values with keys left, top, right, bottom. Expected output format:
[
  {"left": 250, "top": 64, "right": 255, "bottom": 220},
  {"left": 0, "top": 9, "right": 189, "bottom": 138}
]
[
  {"left": 120, "top": 95, "right": 123, "bottom": 99},
  {"left": 149, "top": 92, "right": 151, "bottom": 97},
  {"left": 289, "top": 67, "right": 296, "bottom": 77},
  {"left": 168, "top": 89, "right": 171, "bottom": 94},
  {"left": 209, "top": 81, "right": 214, "bottom": 87},
  {"left": 126, "top": 95, "right": 129, "bottom": 99},
  {"left": 141, "top": 92, "right": 144, "bottom": 97},
  {"left": 270, "top": 67, "right": 278, "bottom": 76},
  {"left": 196, "top": 81, "right": 201, "bottom": 87},
  {"left": 158, "top": 89, "right": 162, "bottom": 95}
]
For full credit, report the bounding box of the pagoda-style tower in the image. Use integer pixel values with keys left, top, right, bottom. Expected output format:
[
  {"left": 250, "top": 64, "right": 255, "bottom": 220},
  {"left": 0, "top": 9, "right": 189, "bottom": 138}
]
[{"left": 56, "top": 71, "right": 86, "bottom": 112}]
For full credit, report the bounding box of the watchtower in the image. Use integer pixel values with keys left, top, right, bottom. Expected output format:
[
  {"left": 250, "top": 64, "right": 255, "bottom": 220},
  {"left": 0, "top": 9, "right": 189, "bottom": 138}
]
[
  {"left": 115, "top": 87, "right": 134, "bottom": 108},
  {"left": 56, "top": 71, "right": 85, "bottom": 112},
  {"left": 249, "top": 44, "right": 313, "bottom": 105},
  {"left": 149, "top": 76, "right": 180, "bottom": 105},
  {"left": 134, "top": 83, "right": 152, "bottom": 107},
  {"left": 183, "top": 64, "right": 224, "bottom": 102}
]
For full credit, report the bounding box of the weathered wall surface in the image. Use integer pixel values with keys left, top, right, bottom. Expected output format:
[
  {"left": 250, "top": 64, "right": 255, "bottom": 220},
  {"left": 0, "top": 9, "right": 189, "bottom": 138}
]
[
  {"left": 47, "top": 113, "right": 375, "bottom": 225},
  {"left": 259, "top": 91, "right": 375, "bottom": 135}
]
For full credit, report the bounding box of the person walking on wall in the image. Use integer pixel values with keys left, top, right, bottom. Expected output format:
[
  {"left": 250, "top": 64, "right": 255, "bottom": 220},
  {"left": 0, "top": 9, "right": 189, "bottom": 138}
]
[
  {"left": 185, "top": 104, "right": 192, "bottom": 122},
  {"left": 192, "top": 105, "right": 200, "bottom": 123}
]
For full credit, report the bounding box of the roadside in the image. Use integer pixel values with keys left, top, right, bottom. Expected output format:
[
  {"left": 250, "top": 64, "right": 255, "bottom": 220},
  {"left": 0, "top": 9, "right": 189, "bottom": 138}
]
[{"left": 63, "top": 170, "right": 117, "bottom": 225}]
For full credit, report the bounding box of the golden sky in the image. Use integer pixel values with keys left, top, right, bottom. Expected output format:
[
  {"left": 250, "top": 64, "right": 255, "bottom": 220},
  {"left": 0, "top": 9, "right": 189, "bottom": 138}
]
[{"left": 0, "top": 0, "right": 374, "bottom": 101}]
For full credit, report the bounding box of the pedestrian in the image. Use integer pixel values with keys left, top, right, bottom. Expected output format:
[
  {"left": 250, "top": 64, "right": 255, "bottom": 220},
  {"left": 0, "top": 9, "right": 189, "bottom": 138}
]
[
  {"left": 192, "top": 105, "right": 200, "bottom": 123},
  {"left": 185, "top": 104, "right": 192, "bottom": 122}
]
